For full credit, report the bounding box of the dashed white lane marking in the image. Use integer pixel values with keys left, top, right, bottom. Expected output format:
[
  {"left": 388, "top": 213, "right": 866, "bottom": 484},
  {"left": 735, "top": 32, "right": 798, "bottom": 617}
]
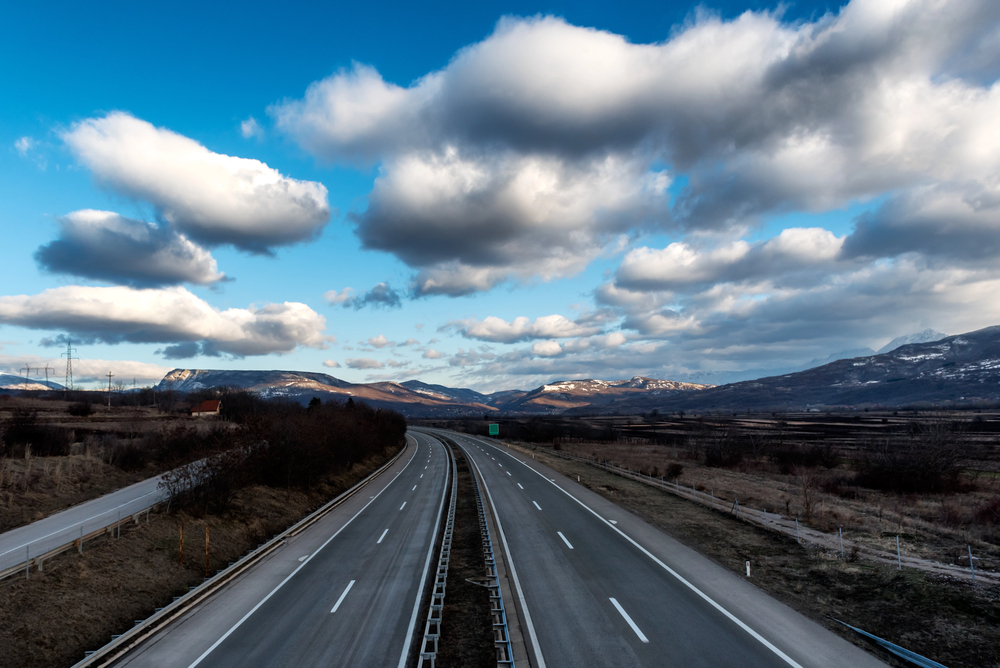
[
  {"left": 506, "top": 471, "right": 511, "bottom": 476},
  {"left": 610, "top": 598, "right": 648, "bottom": 643},
  {"left": 557, "top": 531, "right": 574, "bottom": 549},
  {"left": 498, "top": 463, "right": 502, "bottom": 467},
  {"left": 331, "top": 580, "right": 355, "bottom": 613},
  {"left": 400, "top": 502, "right": 407, "bottom": 510},
  {"left": 298, "top": 555, "right": 308, "bottom": 562},
  {"left": 412, "top": 485, "right": 417, "bottom": 491},
  {"left": 420, "top": 474, "right": 423, "bottom": 478},
  {"left": 609, "top": 520, "right": 618, "bottom": 524},
  {"left": 377, "top": 529, "right": 389, "bottom": 544},
  {"left": 425, "top": 466, "right": 427, "bottom": 469},
  {"left": 532, "top": 501, "right": 542, "bottom": 511},
  {"left": 517, "top": 483, "right": 524, "bottom": 489}
]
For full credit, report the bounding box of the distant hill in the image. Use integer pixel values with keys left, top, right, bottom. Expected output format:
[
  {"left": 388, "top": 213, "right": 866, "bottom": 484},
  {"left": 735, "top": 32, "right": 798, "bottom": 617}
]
[
  {"left": 0, "top": 374, "right": 65, "bottom": 391},
  {"left": 876, "top": 329, "right": 948, "bottom": 355},
  {"left": 578, "top": 326, "right": 999, "bottom": 413},
  {"left": 502, "top": 377, "right": 713, "bottom": 413},
  {"left": 155, "top": 369, "right": 712, "bottom": 416}
]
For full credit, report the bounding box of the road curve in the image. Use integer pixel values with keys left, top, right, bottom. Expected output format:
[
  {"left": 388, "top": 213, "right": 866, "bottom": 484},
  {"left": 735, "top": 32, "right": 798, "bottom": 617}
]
[
  {"left": 429, "top": 429, "right": 888, "bottom": 668},
  {"left": 111, "top": 431, "right": 450, "bottom": 668}
]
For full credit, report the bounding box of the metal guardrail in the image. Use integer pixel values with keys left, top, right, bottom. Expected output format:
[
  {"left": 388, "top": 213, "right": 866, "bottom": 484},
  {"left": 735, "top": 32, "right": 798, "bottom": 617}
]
[
  {"left": 0, "top": 492, "right": 166, "bottom": 581},
  {"left": 468, "top": 454, "right": 516, "bottom": 667},
  {"left": 69, "top": 442, "right": 410, "bottom": 668},
  {"left": 832, "top": 619, "right": 949, "bottom": 668},
  {"left": 417, "top": 445, "right": 458, "bottom": 667}
]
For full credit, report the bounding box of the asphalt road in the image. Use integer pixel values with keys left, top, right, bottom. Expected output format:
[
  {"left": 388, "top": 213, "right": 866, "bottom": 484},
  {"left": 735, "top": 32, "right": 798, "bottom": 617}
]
[
  {"left": 0, "top": 469, "right": 168, "bottom": 572},
  {"left": 433, "top": 430, "right": 888, "bottom": 668},
  {"left": 113, "top": 431, "right": 450, "bottom": 668}
]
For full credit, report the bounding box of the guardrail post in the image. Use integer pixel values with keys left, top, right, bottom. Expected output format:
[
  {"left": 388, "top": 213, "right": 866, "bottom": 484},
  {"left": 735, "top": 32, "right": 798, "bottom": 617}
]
[
  {"left": 25, "top": 545, "right": 29, "bottom": 580},
  {"left": 79, "top": 526, "right": 84, "bottom": 554},
  {"left": 896, "top": 535, "right": 901, "bottom": 570},
  {"left": 968, "top": 545, "right": 976, "bottom": 584}
]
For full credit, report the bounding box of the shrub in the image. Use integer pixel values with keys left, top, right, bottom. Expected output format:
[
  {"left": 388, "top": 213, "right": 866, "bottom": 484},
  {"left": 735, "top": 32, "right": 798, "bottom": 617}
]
[{"left": 67, "top": 401, "right": 93, "bottom": 417}]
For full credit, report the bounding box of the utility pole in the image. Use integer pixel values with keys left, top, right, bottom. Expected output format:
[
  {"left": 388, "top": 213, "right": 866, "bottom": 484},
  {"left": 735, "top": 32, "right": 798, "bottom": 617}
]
[
  {"left": 61, "top": 340, "right": 78, "bottom": 396},
  {"left": 20, "top": 365, "right": 34, "bottom": 391},
  {"left": 106, "top": 371, "right": 114, "bottom": 409},
  {"left": 41, "top": 365, "right": 55, "bottom": 390}
]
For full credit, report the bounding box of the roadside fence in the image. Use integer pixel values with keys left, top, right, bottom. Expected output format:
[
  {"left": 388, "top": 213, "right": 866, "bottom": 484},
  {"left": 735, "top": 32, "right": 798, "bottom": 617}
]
[{"left": 523, "top": 446, "right": 997, "bottom": 586}]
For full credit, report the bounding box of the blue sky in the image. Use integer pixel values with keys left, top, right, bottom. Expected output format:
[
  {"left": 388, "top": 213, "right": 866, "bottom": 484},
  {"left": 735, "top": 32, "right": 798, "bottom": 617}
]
[{"left": 3, "top": 0, "right": 999, "bottom": 392}]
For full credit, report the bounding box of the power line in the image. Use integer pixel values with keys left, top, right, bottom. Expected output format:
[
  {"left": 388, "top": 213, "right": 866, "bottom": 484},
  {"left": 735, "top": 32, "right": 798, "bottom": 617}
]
[{"left": 61, "top": 340, "right": 78, "bottom": 396}]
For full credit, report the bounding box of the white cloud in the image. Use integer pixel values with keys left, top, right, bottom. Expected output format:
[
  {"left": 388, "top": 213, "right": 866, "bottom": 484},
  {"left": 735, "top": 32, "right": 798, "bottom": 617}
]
[
  {"left": 398, "top": 338, "right": 419, "bottom": 347},
  {"left": 422, "top": 348, "right": 443, "bottom": 359},
  {"left": 616, "top": 228, "right": 845, "bottom": 291},
  {"left": 446, "top": 314, "right": 603, "bottom": 343},
  {"left": 240, "top": 117, "right": 264, "bottom": 139},
  {"left": 0, "top": 286, "right": 327, "bottom": 356},
  {"left": 63, "top": 112, "right": 330, "bottom": 253},
  {"left": 322, "top": 360, "right": 341, "bottom": 368},
  {"left": 273, "top": 2, "right": 1000, "bottom": 296},
  {"left": 323, "top": 288, "right": 354, "bottom": 304},
  {"left": 35, "top": 210, "right": 225, "bottom": 286},
  {"left": 0, "top": 354, "right": 171, "bottom": 386},
  {"left": 531, "top": 341, "right": 564, "bottom": 357},
  {"left": 365, "top": 334, "right": 393, "bottom": 348},
  {"left": 14, "top": 136, "right": 36, "bottom": 156},
  {"left": 346, "top": 357, "right": 383, "bottom": 369}
]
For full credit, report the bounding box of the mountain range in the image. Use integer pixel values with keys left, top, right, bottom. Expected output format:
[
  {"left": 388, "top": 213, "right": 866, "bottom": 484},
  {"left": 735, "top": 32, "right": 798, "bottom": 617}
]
[{"left": 145, "top": 326, "right": 1000, "bottom": 414}]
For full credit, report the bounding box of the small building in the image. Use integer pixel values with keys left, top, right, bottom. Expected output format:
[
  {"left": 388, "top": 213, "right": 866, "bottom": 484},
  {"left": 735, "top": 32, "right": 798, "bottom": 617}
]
[{"left": 191, "top": 399, "right": 221, "bottom": 417}]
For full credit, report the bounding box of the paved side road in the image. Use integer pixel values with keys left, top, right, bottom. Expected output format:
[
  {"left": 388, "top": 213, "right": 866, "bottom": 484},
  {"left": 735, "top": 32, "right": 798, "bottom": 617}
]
[
  {"left": 0, "top": 471, "right": 168, "bottom": 572},
  {"left": 433, "top": 429, "right": 888, "bottom": 668},
  {"left": 111, "top": 431, "right": 450, "bottom": 668}
]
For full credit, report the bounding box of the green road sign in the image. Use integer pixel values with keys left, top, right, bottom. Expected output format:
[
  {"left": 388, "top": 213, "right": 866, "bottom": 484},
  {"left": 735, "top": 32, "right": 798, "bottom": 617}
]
[{"left": 489, "top": 423, "right": 499, "bottom": 436}]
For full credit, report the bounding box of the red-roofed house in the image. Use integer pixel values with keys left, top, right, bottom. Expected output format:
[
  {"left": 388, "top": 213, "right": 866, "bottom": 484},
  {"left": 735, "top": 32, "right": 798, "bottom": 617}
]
[{"left": 191, "top": 399, "right": 221, "bottom": 417}]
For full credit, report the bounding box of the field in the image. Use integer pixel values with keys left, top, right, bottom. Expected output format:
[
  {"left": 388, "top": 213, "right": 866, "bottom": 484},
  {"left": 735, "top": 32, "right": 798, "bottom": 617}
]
[{"left": 417, "top": 411, "right": 1000, "bottom": 667}]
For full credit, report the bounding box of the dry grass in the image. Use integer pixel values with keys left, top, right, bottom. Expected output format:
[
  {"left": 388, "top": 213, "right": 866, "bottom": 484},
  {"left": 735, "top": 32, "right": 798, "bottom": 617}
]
[
  {"left": 540, "top": 439, "right": 1000, "bottom": 574},
  {"left": 522, "top": 446, "right": 1000, "bottom": 668},
  {"left": 0, "top": 449, "right": 399, "bottom": 668},
  {"left": 0, "top": 454, "right": 150, "bottom": 532}
]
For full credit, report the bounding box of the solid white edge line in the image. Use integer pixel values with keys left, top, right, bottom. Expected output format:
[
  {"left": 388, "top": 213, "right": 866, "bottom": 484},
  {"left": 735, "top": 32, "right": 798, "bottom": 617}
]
[
  {"left": 610, "top": 597, "right": 648, "bottom": 643},
  {"left": 532, "top": 501, "right": 542, "bottom": 511},
  {"left": 377, "top": 528, "right": 389, "bottom": 544},
  {"left": 460, "top": 444, "right": 547, "bottom": 668},
  {"left": 469, "top": 435, "right": 804, "bottom": 668},
  {"left": 186, "top": 439, "right": 419, "bottom": 668},
  {"left": 557, "top": 531, "right": 574, "bottom": 549},
  {"left": 331, "top": 580, "right": 355, "bottom": 613},
  {"left": 396, "top": 436, "right": 451, "bottom": 668}
]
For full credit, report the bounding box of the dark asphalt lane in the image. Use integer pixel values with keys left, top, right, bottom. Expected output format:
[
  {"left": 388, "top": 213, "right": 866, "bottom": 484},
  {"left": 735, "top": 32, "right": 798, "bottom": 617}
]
[
  {"left": 435, "top": 430, "right": 887, "bottom": 668},
  {"left": 116, "top": 431, "right": 450, "bottom": 668}
]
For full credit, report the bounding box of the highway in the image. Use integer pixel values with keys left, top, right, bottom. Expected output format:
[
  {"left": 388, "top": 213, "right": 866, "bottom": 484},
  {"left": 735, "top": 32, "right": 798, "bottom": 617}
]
[
  {"left": 111, "top": 431, "right": 450, "bottom": 668},
  {"left": 432, "top": 429, "right": 888, "bottom": 668},
  {"left": 0, "top": 469, "right": 169, "bottom": 573}
]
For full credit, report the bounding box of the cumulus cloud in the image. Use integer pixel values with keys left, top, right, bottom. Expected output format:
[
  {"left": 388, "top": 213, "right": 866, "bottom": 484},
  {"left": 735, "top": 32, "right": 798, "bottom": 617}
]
[
  {"left": 365, "top": 334, "right": 394, "bottom": 348},
  {"left": 446, "top": 314, "right": 603, "bottom": 343},
  {"left": 423, "top": 348, "right": 443, "bottom": 359},
  {"left": 0, "top": 286, "right": 327, "bottom": 356},
  {"left": 322, "top": 360, "right": 341, "bottom": 368},
  {"left": 346, "top": 357, "right": 383, "bottom": 369},
  {"left": 398, "top": 338, "right": 419, "bottom": 347},
  {"left": 531, "top": 341, "right": 564, "bottom": 357},
  {"left": 616, "top": 228, "right": 845, "bottom": 291},
  {"left": 62, "top": 112, "right": 330, "bottom": 253},
  {"left": 35, "top": 210, "right": 225, "bottom": 286},
  {"left": 240, "top": 117, "right": 264, "bottom": 139},
  {"left": 273, "top": 2, "right": 1000, "bottom": 295}
]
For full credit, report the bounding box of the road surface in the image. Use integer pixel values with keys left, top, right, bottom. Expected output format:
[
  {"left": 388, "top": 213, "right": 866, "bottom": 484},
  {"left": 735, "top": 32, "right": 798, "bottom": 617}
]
[
  {"left": 111, "top": 431, "right": 450, "bottom": 668},
  {"left": 0, "top": 469, "right": 169, "bottom": 573},
  {"left": 431, "top": 429, "right": 887, "bottom": 668}
]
